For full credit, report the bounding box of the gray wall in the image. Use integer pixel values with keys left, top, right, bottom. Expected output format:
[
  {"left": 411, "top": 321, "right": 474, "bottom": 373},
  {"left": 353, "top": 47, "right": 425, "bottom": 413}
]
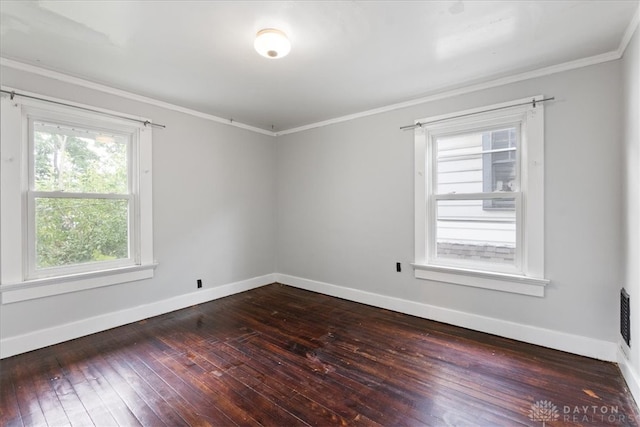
[
  {"left": 0, "top": 65, "right": 277, "bottom": 339},
  {"left": 276, "top": 60, "right": 624, "bottom": 343},
  {"left": 622, "top": 27, "right": 640, "bottom": 385},
  {"left": 0, "top": 48, "right": 632, "bottom": 356}
]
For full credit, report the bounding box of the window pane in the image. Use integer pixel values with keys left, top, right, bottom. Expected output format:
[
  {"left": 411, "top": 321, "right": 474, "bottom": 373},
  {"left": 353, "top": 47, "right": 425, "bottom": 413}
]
[
  {"left": 33, "top": 121, "right": 128, "bottom": 193},
  {"left": 436, "top": 127, "right": 517, "bottom": 195},
  {"left": 435, "top": 199, "right": 516, "bottom": 265},
  {"left": 35, "top": 198, "right": 129, "bottom": 269}
]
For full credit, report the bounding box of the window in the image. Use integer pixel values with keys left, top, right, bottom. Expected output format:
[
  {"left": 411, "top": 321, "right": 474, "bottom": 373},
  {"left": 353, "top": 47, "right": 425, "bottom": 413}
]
[
  {"left": 30, "top": 120, "right": 133, "bottom": 276},
  {"left": 434, "top": 126, "right": 519, "bottom": 267},
  {"left": 413, "top": 97, "right": 548, "bottom": 296},
  {"left": 1, "top": 93, "right": 154, "bottom": 303}
]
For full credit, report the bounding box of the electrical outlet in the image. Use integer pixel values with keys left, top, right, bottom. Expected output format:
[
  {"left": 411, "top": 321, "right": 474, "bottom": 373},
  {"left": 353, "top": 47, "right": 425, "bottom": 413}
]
[{"left": 197, "top": 279, "right": 202, "bottom": 289}]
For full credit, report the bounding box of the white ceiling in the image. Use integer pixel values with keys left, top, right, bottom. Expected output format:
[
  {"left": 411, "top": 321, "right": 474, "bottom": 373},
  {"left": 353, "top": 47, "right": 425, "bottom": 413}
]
[{"left": 1, "top": 1, "right": 638, "bottom": 132}]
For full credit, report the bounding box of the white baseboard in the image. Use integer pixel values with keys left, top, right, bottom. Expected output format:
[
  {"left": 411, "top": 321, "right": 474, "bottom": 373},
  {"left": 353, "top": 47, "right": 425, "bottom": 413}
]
[
  {"left": 618, "top": 346, "right": 640, "bottom": 407},
  {"left": 2, "top": 272, "right": 620, "bottom": 363},
  {"left": 276, "top": 273, "right": 618, "bottom": 362},
  {"left": 0, "top": 273, "right": 275, "bottom": 359}
]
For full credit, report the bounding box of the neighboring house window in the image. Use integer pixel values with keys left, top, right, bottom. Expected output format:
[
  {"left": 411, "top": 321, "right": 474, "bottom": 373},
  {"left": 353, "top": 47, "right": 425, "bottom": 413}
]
[
  {"left": 413, "top": 97, "right": 548, "bottom": 296},
  {"left": 482, "top": 128, "right": 517, "bottom": 210},
  {"left": 1, "top": 92, "right": 154, "bottom": 303}
]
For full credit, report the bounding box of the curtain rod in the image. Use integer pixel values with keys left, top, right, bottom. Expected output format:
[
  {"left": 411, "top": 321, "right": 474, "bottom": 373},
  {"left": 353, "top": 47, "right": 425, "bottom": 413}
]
[
  {"left": 400, "top": 97, "right": 555, "bottom": 131},
  {"left": 0, "top": 89, "right": 166, "bottom": 129}
]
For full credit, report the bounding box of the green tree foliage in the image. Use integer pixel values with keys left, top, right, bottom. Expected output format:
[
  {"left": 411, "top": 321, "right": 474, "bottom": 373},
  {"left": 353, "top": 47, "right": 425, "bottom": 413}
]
[{"left": 34, "top": 123, "right": 130, "bottom": 269}]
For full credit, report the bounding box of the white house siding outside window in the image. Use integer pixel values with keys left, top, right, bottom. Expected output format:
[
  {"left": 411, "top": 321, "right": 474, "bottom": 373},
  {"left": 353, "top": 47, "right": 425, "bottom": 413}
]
[{"left": 413, "top": 97, "right": 549, "bottom": 297}]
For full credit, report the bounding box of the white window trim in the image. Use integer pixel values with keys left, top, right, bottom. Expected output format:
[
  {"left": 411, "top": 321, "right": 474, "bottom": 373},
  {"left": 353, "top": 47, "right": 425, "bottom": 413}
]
[
  {"left": 1, "top": 89, "right": 155, "bottom": 304},
  {"left": 413, "top": 96, "right": 548, "bottom": 297}
]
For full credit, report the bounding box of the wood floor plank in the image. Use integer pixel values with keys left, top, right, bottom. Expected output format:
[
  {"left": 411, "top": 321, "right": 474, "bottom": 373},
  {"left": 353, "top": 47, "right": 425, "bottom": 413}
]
[
  {"left": 70, "top": 345, "right": 144, "bottom": 426},
  {"left": 26, "top": 353, "right": 73, "bottom": 427},
  {"left": 1, "top": 283, "right": 638, "bottom": 426},
  {"left": 105, "top": 346, "right": 191, "bottom": 427},
  {"left": 138, "top": 344, "right": 249, "bottom": 426},
  {"left": 9, "top": 357, "right": 51, "bottom": 427},
  {"left": 120, "top": 348, "right": 228, "bottom": 427},
  {"left": 55, "top": 347, "right": 121, "bottom": 427},
  {"left": 173, "top": 346, "right": 310, "bottom": 426},
  {"left": 36, "top": 351, "right": 96, "bottom": 427},
  {"left": 0, "top": 371, "right": 24, "bottom": 427}
]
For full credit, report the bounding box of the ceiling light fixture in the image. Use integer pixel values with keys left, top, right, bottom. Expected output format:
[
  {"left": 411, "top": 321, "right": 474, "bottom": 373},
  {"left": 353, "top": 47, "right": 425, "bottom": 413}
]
[{"left": 254, "top": 28, "right": 291, "bottom": 59}]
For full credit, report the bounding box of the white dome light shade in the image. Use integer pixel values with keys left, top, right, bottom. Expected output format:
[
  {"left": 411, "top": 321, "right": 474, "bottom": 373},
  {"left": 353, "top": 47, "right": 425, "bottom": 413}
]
[{"left": 254, "top": 28, "right": 291, "bottom": 59}]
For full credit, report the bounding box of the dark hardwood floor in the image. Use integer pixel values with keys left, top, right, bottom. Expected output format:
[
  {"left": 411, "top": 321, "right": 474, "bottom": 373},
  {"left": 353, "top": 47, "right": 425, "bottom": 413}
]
[{"left": 1, "top": 283, "right": 638, "bottom": 426}]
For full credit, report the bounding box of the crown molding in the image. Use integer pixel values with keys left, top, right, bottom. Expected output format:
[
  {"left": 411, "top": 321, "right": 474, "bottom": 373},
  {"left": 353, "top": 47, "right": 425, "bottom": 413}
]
[
  {"left": 278, "top": 8, "right": 638, "bottom": 136},
  {"left": 0, "top": 57, "right": 276, "bottom": 137},
  {"left": 1, "top": 30, "right": 631, "bottom": 139},
  {"left": 617, "top": 5, "right": 639, "bottom": 57},
  {"left": 275, "top": 49, "right": 622, "bottom": 136}
]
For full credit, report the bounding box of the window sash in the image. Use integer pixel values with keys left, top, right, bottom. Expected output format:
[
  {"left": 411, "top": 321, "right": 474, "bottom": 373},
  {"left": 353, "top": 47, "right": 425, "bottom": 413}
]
[
  {"left": 429, "top": 126, "right": 523, "bottom": 274},
  {"left": 434, "top": 125, "right": 520, "bottom": 194},
  {"left": 27, "top": 195, "right": 137, "bottom": 280},
  {"left": 427, "top": 192, "right": 523, "bottom": 274},
  {"left": 26, "top": 116, "right": 138, "bottom": 279}
]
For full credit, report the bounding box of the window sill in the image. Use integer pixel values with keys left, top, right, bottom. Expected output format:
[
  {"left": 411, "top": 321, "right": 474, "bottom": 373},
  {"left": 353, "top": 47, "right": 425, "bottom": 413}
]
[
  {"left": 411, "top": 263, "right": 548, "bottom": 297},
  {"left": 0, "top": 263, "right": 157, "bottom": 304}
]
